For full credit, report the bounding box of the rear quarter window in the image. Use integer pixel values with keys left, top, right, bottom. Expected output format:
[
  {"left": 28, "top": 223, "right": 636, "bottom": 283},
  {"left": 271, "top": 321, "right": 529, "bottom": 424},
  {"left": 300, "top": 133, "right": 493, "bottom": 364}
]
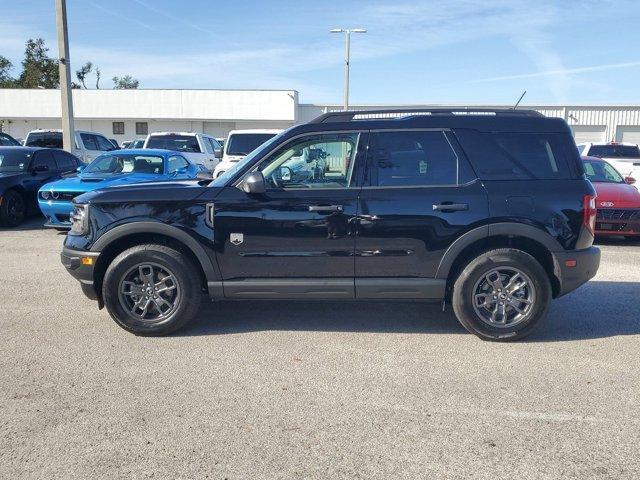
[{"left": 454, "top": 129, "right": 580, "bottom": 180}]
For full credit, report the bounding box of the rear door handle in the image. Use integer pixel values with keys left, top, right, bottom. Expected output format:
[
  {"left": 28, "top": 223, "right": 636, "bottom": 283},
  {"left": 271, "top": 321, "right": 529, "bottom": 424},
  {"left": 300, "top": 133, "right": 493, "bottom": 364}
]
[
  {"left": 309, "top": 205, "right": 343, "bottom": 213},
  {"left": 432, "top": 202, "right": 468, "bottom": 212}
]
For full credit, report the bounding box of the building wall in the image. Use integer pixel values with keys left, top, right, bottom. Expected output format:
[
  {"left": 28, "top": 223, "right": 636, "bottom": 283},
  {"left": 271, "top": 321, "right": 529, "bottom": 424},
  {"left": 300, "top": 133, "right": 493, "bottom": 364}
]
[{"left": 2, "top": 89, "right": 640, "bottom": 145}]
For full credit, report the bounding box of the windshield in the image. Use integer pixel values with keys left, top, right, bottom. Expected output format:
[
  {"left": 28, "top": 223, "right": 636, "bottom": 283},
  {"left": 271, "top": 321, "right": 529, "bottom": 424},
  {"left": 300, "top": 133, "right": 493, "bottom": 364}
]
[
  {"left": 131, "top": 139, "right": 145, "bottom": 148},
  {"left": 0, "top": 150, "right": 32, "bottom": 172},
  {"left": 589, "top": 144, "right": 640, "bottom": 158},
  {"left": 146, "top": 135, "right": 201, "bottom": 153},
  {"left": 0, "top": 134, "right": 20, "bottom": 146},
  {"left": 583, "top": 159, "right": 624, "bottom": 183},
  {"left": 226, "top": 133, "right": 277, "bottom": 156},
  {"left": 212, "top": 131, "right": 286, "bottom": 187},
  {"left": 84, "top": 153, "right": 164, "bottom": 175},
  {"left": 26, "top": 132, "right": 63, "bottom": 148}
]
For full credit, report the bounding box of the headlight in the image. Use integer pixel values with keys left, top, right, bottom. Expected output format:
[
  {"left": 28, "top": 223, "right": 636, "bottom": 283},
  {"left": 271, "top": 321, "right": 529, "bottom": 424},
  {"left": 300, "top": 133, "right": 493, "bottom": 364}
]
[
  {"left": 69, "top": 204, "right": 89, "bottom": 235},
  {"left": 40, "top": 190, "right": 51, "bottom": 200}
]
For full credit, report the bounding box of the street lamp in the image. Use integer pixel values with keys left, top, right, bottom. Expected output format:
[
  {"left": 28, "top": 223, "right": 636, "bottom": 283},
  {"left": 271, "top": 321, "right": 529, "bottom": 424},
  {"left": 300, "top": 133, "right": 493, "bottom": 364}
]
[{"left": 330, "top": 28, "right": 366, "bottom": 111}]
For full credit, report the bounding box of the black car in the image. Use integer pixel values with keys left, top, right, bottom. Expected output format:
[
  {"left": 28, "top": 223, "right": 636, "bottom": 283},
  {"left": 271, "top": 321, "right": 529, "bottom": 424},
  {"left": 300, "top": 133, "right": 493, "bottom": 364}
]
[
  {"left": 0, "top": 147, "right": 82, "bottom": 227},
  {"left": 61, "top": 109, "right": 601, "bottom": 341},
  {"left": 0, "top": 132, "right": 21, "bottom": 146}
]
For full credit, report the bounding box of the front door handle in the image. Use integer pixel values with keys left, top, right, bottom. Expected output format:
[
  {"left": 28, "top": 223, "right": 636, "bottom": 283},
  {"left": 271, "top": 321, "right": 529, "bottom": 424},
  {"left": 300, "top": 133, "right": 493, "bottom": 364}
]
[
  {"left": 309, "top": 205, "right": 343, "bottom": 213},
  {"left": 432, "top": 202, "right": 468, "bottom": 212}
]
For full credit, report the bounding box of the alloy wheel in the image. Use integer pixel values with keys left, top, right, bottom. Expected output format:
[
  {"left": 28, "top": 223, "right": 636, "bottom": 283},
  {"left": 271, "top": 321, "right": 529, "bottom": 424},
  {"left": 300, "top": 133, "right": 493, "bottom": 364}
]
[
  {"left": 472, "top": 267, "right": 536, "bottom": 328},
  {"left": 118, "top": 262, "right": 181, "bottom": 323}
]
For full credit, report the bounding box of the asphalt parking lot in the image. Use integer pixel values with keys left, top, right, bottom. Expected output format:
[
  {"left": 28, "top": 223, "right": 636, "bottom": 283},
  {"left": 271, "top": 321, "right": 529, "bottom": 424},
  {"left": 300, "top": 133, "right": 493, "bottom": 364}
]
[{"left": 1, "top": 219, "right": 639, "bottom": 479}]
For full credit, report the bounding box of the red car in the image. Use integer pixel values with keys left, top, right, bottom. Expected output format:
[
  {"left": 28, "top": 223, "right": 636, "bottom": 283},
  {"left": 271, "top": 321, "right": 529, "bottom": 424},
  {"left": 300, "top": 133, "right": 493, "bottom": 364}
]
[{"left": 582, "top": 156, "right": 640, "bottom": 238}]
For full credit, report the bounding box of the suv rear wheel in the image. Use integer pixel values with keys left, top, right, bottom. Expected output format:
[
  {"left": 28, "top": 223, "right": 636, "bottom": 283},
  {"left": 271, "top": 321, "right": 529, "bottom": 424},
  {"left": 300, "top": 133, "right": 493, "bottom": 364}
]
[
  {"left": 452, "top": 248, "right": 551, "bottom": 341},
  {"left": 102, "top": 244, "right": 202, "bottom": 335}
]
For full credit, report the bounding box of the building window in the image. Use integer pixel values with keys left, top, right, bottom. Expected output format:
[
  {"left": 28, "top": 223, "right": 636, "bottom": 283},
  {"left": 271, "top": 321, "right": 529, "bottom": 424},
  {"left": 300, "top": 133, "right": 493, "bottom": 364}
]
[
  {"left": 112, "top": 121, "right": 125, "bottom": 135},
  {"left": 136, "top": 122, "right": 148, "bottom": 136}
]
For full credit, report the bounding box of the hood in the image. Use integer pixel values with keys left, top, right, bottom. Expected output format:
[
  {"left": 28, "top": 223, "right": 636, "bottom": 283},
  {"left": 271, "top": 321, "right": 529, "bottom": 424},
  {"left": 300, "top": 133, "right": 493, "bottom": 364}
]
[
  {"left": 42, "top": 173, "right": 161, "bottom": 194},
  {"left": 593, "top": 182, "right": 640, "bottom": 208},
  {"left": 74, "top": 178, "right": 218, "bottom": 205}
]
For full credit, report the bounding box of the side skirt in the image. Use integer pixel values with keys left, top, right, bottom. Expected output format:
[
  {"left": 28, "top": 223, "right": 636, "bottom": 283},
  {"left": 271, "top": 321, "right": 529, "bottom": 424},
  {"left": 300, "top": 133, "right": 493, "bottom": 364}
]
[{"left": 208, "top": 278, "right": 446, "bottom": 300}]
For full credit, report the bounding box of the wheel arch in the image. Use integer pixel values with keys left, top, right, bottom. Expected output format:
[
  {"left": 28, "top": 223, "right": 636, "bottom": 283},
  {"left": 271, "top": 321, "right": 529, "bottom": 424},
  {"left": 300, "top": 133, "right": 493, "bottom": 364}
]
[
  {"left": 91, "top": 222, "right": 220, "bottom": 300},
  {"left": 437, "top": 223, "right": 563, "bottom": 299}
]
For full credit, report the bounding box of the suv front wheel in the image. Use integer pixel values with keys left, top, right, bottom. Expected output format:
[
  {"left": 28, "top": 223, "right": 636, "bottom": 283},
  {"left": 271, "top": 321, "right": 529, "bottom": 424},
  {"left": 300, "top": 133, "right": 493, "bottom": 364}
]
[
  {"left": 452, "top": 248, "right": 551, "bottom": 341},
  {"left": 102, "top": 244, "right": 202, "bottom": 335}
]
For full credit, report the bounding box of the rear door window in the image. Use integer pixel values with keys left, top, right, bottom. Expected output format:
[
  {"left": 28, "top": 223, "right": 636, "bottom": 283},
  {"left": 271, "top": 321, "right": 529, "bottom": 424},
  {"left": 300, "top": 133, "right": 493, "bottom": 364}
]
[
  {"left": 52, "top": 150, "right": 79, "bottom": 172},
  {"left": 80, "top": 133, "right": 99, "bottom": 151},
  {"left": 368, "top": 130, "right": 472, "bottom": 187},
  {"left": 96, "top": 135, "right": 115, "bottom": 151},
  {"left": 454, "top": 130, "right": 579, "bottom": 180},
  {"left": 32, "top": 150, "right": 58, "bottom": 171}
]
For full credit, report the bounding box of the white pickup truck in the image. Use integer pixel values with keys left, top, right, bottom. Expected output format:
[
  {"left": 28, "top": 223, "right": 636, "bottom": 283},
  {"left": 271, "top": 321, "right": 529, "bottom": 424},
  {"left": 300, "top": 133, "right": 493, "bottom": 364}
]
[
  {"left": 144, "top": 132, "right": 222, "bottom": 171},
  {"left": 578, "top": 142, "right": 640, "bottom": 184}
]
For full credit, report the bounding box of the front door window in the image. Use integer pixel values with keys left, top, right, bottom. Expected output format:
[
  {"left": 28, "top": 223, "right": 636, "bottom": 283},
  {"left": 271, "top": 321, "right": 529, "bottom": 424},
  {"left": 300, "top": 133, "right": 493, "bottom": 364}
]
[{"left": 258, "top": 133, "right": 360, "bottom": 189}]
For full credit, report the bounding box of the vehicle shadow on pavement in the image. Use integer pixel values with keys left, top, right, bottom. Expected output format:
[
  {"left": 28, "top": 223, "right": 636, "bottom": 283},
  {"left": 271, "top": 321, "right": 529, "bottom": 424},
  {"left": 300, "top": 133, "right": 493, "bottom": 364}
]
[
  {"left": 0, "top": 216, "right": 47, "bottom": 232},
  {"left": 182, "top": 300, "right": 466, "bottom": 336},
  {"left": 181, "top": 281, "right": 640, "bottom": 341},
  {"left": 526, "top": 281, "right": 640, "bottom": 342}
]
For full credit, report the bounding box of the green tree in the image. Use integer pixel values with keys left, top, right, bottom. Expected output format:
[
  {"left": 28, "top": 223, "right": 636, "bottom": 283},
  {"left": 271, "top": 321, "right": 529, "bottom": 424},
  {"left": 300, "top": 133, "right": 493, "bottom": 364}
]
[
  {"left": 17, "top": 38, "right": 59, "bottom": 88},
  {"left": 112, "top": 75, "right": 139, "bottom": 89},
  {"left": 75, "top": 61, "right": 93, "bottom": 89},
  {"left": 0, "top": 56, "right": 14, "bottom": 87}
]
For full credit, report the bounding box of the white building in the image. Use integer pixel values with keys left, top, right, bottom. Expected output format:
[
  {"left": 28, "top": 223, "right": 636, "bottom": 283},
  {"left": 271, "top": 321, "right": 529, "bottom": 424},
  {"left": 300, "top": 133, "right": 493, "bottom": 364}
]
[{"left": 1, "top": 88, "right": 640, "bottom": 144}]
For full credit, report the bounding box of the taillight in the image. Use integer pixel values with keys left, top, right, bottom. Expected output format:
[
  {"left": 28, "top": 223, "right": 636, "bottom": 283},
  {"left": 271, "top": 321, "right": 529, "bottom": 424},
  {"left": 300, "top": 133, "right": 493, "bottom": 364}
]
[{"left": 583, "top": 195, "right": 597, "bottom": 236}]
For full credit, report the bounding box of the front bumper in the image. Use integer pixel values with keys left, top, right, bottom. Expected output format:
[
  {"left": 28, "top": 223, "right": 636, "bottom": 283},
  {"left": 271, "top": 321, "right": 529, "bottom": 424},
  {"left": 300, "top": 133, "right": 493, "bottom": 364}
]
[
  {"left": 39, "top": 200, "right": 73, "bottom": 228},
  {"left": 61, "top": 246, "right": 100, "bottom": 301},
  {"left": 553, "top": 246, "right": 601, "bottom": 297},
  {"left": 596, "top": 209, "right": 640, "bottom": 236}
]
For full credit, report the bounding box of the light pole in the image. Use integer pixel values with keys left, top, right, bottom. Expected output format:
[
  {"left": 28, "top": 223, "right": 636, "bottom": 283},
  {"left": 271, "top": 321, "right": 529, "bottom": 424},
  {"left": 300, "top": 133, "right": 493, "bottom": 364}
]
[
  {"left": 330, "top": 28, "right": 366, "bottom": 111},
  {"left": 55, "top": 0, "right": 75, "bottom": 153}
]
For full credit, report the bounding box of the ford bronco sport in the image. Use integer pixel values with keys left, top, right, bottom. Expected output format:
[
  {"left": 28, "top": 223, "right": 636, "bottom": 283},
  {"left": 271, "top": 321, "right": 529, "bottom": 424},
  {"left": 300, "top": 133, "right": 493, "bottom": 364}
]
[{"left": 61, "top": 109, "right": 601, "bottom": 341}]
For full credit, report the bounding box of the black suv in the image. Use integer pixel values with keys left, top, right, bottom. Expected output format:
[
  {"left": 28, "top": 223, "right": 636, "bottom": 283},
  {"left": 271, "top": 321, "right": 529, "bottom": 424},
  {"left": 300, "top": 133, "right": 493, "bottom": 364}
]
[{"left": 61, "top": 109, "right": 600, "bottom": 341}]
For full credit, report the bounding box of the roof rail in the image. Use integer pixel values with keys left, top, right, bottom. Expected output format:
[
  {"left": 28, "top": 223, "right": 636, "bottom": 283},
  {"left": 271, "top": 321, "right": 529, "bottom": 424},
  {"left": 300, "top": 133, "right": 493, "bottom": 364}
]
[{"left": 309, "top": 108, "right": 544, "bottom": 123}]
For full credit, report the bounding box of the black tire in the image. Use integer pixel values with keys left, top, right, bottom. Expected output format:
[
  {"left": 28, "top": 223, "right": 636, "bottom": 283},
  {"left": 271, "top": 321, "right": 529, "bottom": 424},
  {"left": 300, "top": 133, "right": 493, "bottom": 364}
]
[
  {"left": 102, "top": 244, "right": 202, "bottom": 335},
  {"left": 0, "top": 189, "right": 26, "bottom": 227},
  {"left": 452, "top": 248, "right": 551, "bottom": 342}
]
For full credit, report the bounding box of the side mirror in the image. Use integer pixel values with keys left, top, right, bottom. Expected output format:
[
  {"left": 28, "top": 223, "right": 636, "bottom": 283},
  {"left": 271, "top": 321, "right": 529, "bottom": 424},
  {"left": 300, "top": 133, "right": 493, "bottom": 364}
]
[
  {"left": 214, "top": 148, "right": 223, "bottom": 159},
  {"left": 32, "top": 164, "right": 49, "bottom": 173},
  {"left": 172, "top": 167, "right": 187, "bottom": 175},
  {"left": 625, "top": 176, "right": 636, "bottom": 185},
  {"left": 242, "top": 171, "right": 266, "bottom": 194},
  {"left": 76, "top": 165, "right": 85, "bottom": 173}
]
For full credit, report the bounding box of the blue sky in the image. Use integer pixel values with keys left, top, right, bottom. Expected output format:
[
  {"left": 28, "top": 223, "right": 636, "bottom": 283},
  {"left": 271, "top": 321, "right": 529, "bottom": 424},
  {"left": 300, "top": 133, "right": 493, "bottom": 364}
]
[{"left": 1, "top": 0, "right": 639, "bottom": 104}]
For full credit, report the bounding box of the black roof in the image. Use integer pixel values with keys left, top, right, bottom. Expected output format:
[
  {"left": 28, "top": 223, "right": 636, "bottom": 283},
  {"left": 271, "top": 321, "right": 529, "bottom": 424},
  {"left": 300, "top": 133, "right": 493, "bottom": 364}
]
[{"left": 303, "top": 108, "right": 570, "bottom": 134}]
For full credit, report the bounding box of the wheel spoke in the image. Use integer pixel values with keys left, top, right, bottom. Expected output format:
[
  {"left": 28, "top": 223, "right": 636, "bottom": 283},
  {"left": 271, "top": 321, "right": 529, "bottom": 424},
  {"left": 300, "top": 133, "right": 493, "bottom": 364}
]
[
  {"left": 505, "top": 273, "right": 527, "bottom": 294},
  {"left": 485, "top": 271, "right": 505, "bottom": 292},
  {"left": 121, "top": 281, "right": 143, "bottom": 296},
  {"left": 474, "top": 293, "right": 495, "bottom": 309},
  {"left": 138, "top": 265, "right": 155, "bottom": 285},
  {"left": 155, "top": 275, "right": 176, "bottom": 293}
]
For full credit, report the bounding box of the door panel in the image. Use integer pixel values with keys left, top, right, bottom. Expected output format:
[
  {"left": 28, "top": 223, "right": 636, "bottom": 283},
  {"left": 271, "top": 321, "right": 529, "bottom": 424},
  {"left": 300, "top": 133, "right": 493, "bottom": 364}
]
[
  {"left": 212, "top": 186, "right": 359, "bottom": 280},
  {"left": 356, "top": 181, "right": 488, "bottom": 278},
  {"left": 355, "top": 129, "right": 489, "bottom": 281},
  {"left": 211, "top": 131, "right": 368, "bottom": 286}
]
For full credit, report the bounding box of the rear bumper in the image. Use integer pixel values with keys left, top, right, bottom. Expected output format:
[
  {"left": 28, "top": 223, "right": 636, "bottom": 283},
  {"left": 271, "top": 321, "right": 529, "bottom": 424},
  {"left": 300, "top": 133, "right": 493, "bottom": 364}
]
[
  {"left": 553, "top": 246, "right": 601, "bottom": 297},
  {"left": 60, "top": 246, "right": 100, "bottom": 301}
]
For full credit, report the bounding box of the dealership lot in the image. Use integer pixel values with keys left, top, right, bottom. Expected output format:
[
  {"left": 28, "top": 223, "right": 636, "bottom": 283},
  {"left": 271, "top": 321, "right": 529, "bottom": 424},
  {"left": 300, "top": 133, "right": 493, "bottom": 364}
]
[{"left": 1, "top": 220, "right": 639, "bottom": 479}]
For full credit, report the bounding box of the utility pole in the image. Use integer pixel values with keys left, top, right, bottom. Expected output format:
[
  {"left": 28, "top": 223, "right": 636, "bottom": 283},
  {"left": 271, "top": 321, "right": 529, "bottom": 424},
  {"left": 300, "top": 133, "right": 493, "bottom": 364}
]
[
  {"left": 330, "top": 28, "right": 366, "bottom": 111},
  {"left": 55, "top": 0, "right": 75, "bottom": 153}
]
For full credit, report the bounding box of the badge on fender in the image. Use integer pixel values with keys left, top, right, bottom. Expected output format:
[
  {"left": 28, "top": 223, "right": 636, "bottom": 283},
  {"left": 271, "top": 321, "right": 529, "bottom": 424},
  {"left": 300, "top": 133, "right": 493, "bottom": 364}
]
[{"left": 230, "top": 233, "right": 244, "bottom": 245}]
